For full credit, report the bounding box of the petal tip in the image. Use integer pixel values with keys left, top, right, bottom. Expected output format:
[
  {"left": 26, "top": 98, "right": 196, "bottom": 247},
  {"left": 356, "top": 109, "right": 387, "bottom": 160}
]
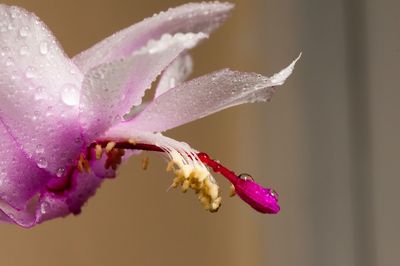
[{"left": 269, "top": 53, "right": 302, "bottom": 86}]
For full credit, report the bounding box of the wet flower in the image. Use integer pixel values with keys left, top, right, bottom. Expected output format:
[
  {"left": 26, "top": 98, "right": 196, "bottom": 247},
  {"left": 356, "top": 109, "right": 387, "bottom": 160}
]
[{"left": 0, "top": 2, "right": 299, "bottom": 227}]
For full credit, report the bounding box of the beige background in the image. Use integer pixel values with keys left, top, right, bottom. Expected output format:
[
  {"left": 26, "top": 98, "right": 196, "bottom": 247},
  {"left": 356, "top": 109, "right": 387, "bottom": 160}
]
[{"left": 0, "top": 1, "right": 399, "bottom": 266}]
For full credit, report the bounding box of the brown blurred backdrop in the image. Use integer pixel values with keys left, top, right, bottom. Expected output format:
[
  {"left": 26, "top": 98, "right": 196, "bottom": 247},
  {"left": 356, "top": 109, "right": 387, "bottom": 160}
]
[{"left": 0, "top": 0, "right": 399, "bottom": 266}]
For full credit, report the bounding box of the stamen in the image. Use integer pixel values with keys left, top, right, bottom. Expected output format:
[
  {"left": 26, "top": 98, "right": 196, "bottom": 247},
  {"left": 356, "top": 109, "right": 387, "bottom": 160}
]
[
  {"left": 105, "top": 142, "right": 116, "bottom": 153},
  {"left": 142, "top": 156, "right": 149, "bottom": 170},
  {"left": 95, "top": 144, "right": 103, "bottom": 160},
  {"left": 77, "top": 153, "right": 91, "bottom": 173},
  {"left": 166, "top": 160, "right": 174, "bottom": 172},
  {"left": 90, "top": 141, "right": 280, "bottom": 214},
  {"left": 229, "top": 184, "right": 236, "bottom": 197}
]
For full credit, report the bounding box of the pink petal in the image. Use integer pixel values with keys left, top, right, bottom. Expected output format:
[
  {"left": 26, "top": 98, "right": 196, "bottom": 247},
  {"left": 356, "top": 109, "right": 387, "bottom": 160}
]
[
  {"left": 154, "top": 53, "right": 193, "bottom": 98},
  {"left": 36, "top": 170, "right": 103, "bottom": 224},
  {"left": 0, "top": 148, "right": 129, "bottom": 227},
  {"left": 0, "top": 169, "right": 103, "bottom": 227},
  {"left": 0, "top": 122, "right": 51, "bottom": 211},
  {"left": 0, "top": 5, "right": 84, "bottom": 174},
  {"left": 109, "top": 55, "right": 301, "bottom": 133},
  {"left": 79, "top": 33, "right": 207, "bottom": 142},
  {"left": 0, "top": 199, "right": 37, "bottom": 227},
  {"left": 36, "top": 147, "right": 133, "bottom": 225},
  {"left": 73, "top": 2, "right": 233, "bottom": 73}
]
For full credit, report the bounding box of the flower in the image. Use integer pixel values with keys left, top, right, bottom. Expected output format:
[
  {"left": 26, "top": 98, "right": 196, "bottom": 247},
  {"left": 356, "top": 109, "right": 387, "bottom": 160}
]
[{"left": 0, "top": 2, "right": 299, "bottom": 227}]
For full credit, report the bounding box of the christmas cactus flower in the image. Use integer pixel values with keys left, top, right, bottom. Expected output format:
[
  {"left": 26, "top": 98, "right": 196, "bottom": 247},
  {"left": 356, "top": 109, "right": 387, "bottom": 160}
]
[{"left": 0, "top": 2, "right": 299, "bottom": 227}]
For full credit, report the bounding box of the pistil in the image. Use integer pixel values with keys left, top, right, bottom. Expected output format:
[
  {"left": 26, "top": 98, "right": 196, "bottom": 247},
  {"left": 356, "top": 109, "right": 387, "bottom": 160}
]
[{"left": 92, "top": 141, "right": 281, "bottom": 214}]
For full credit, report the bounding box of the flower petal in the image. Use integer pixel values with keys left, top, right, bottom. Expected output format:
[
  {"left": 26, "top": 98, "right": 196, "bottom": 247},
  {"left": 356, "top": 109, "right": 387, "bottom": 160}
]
[
  {"left": 0, "top": 169, "right": 103, "bottom": 227},
  {"left": 0, "top": 122, "right": 51, "bottom": 211},
  {"left": 109, "top": 54, "right": 301, "bottom": 133},
  {"left": 154, "top": 53, "right": 193, "bottom": 98},
  {"left": 0, "top": 5, "right": 84, "bottom": 174},
  {"left": 0, "top": 148, "right": 125, "bottom": 227},
  {"left": 73, "top": 2, "right": 233, "bottom": 73},
  {"left": 36, "top": 170, "right": 103, "bottom": 224},
  {"left": 79, "top": 32, "right": 207, "bottom": 142},
  {"left": 36, "top": 147, "right": 134, "bottom": 225}
]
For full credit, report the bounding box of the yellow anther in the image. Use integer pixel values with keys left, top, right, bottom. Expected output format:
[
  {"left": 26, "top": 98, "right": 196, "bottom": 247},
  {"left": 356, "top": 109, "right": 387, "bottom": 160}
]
[
  {"left": 77, "top": 153, "right": 91, "bottom": 173},
  {"left": 229, "top": 184, "right": 236, "bottom": 197},
  {"left": 141, "top": 156, "right": 149, "bottom": 170},
  {"left": 128, "top": 138, "right": 137, "bottom": 145},
  {"left": 105, "top": 142, "right": 116, "bottom": 153},
  {"left": 166, "top": 160, "right": 174, "bottom": 172},
  {"left": 77, "top": 160, "right": 83, "bottom": 173},
  {"left": 181, "top": 180, "right": 190, "bottom": 192},
  {"left": 95, "top": 144, "right": 103, "bottom": 160}
]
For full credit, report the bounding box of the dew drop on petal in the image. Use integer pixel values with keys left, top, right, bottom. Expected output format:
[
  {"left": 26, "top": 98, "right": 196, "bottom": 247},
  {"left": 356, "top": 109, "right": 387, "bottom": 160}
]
[
  {"left": 40, "top": 202, "right": 50, "bottom": 214},
  {"left": 56, "top": 167, "right": 65, "bottom": 177},
  {"left": 39, "top": 41, "right": 48, "bottom": 55},
  {"left": 19, "top": 26, "right": 29, "bottom": 37},
  {"left": 19, "top": 45, "right": 28, "bottom": 56},
  {"left": 37, "top": 157, "right": 48, "bottom": 169},
  {"left": 34, "top": 86, "right": 47, "bottom": 101},
  {"left": 61, "top": 84, "right": 79, "bottom": 106},
  {"left": 25, "top": 66, "right": 35, "bottom": 79},
  {"left": 5, "top": 57, "right": 14, "bottom": 67},
  {"left": 35, "top": 144, "right": 44, "bottom": 154}
]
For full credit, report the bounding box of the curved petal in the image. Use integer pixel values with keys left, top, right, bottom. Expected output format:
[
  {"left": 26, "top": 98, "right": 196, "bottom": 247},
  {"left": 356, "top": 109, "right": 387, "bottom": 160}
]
[
  {"left": 0, "top": 121, "right": 51, "bottom": 211},
  {"left": 108, "top": 54, "right": 301, "bottom": 133},
  {"left": 0, "top": 169, "right": 103, "bottom": 227},
  {"left": 0, "top": 148, "right": 127, "bottom": 227},
  {"left": 154, "top": 53, "right": 193, "bottom": 98},
  {"left": 79, "top": 32, "right": 207, "bottom": 142},
  {"left": 73, "top": 2, "right": 233, "bottom": 73},
  {"left": 0, "top": 5, "right": 84, "bottom": 174},
  {"left": 36, "top": 170, "right": 103, "bottom": 224}
]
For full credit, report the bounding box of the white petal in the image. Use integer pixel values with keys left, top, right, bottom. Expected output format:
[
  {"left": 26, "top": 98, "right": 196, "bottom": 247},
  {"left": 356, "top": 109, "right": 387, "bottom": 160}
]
[
  {"left": 73, "top": 2, "right": 233, "bottom": 73},
  {"left": 109, "top": 55, "right": 301, "bottom": 133},
  {"left": 0, "top": 5, "right": 84, "bottom": 174},
  {"left": 155, "top": 53, "right": 193, "bottom": 98},
  {"left": 79, "top": 32, "right": 207, "bottom": 142}
]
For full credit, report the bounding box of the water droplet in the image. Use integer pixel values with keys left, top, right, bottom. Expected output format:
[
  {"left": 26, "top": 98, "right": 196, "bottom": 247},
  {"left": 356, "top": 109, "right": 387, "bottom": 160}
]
[
  {"left": 10, "top": 7, "right": 21, "bottom": 19},
  {"left": 56, "top": 167, "right": 65, "bottom": 177},
  {"left": 19, "top": 26, "right": 29, "bottom": 37},
  {"left": 37, "top": 157, "right": 48, "bottom": 169},
  {"left": 10, "top": 71, "right": 19, "bottom": 80},
  {"left": 1, "top": 46, "right": 9, "bottom": 57},
  {"left": 238, "top": 173, "right": 254, "bottom": 181},
  {"left": 7, "top": 23, "right": 16, "bottom": 31},
  {"left": 114, "top": 114, "right": 121, "bottom": 122},
  {"left": 35, "top": 144, "right": 44, "bottom": 154},
  {"left": 270, "top": 189, "right": 279, "bottom": 200},
  {"left": 19, "top": 45, "right": 28, "bottom": 56},
  {"left": 61, "top": 84, "right": 79, "bottom": 106},
  {"left": 39, "top": 41, "right": 48, "bottom": 55},
  {"left": 40, "top": 202, "right": 50, "bottom": 214},
  {"left": 34, "top": 86, "right": 47, "bottom": 100},
  {"left": 25, "top": 66, "right": 35, "bottom": 79},
  {"left": 5, "top": 57, "right": 14, "bottom": 67}
]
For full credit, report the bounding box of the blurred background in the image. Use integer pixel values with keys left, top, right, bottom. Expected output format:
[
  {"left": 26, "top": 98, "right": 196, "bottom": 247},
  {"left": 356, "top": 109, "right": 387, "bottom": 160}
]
[{"left": 1, "top": 0, "right": 399, "bottom": 265}]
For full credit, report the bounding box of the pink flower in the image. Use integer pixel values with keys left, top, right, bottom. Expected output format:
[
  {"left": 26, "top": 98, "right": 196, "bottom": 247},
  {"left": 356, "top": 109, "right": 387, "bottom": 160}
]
[{"left": 0, "top": 2, "right": 299, "bottom": 227}]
